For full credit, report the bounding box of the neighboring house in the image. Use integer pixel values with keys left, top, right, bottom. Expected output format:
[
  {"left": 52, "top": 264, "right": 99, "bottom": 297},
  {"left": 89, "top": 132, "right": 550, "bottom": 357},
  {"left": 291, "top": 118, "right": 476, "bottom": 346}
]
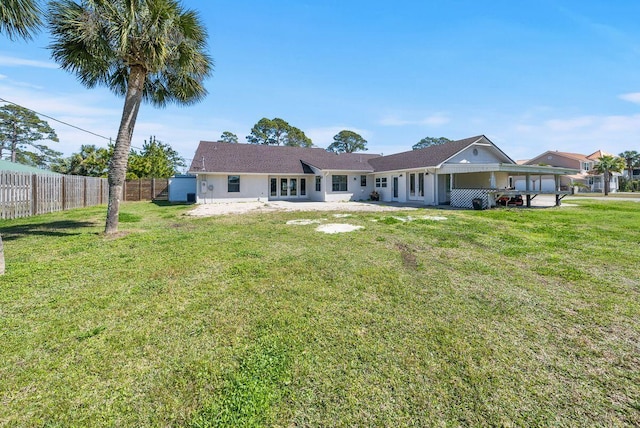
[
  {"left": 514, "top": 150, "right": 620, "bottom": 193},
  {"left": 0, "top": 159, "right": 59, "bottom": 175},
  {"left": 622, "top": 168, "right": 640, "bottom": 180},
  {"left": 189, "top": 135, "right": 577, "bottom": 208}
]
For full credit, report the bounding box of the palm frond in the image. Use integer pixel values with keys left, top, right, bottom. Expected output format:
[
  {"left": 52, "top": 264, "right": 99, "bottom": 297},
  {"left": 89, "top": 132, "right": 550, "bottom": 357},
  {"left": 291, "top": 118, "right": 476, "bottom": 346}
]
[
  {"left": 49, "top": 0, "right": 212, "bottom": 106},
  {"left": 0, "top": 0, "right": 41, "bottom": 40}
]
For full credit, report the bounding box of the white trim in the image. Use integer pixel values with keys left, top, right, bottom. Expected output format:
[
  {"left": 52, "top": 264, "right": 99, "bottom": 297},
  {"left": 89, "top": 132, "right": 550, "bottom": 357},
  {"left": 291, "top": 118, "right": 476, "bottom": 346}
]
[{"left": 438, "top": 163, "right": 577, "bottom": 175}]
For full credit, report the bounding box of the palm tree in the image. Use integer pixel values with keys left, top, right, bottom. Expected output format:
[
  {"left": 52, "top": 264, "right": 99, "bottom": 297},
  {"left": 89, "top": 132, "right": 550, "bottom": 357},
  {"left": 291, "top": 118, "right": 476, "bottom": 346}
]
[
  {"left": 0, "top": 0, "right": 41, "bottom": 40},
  {"left": 595, "top": 155, "right": 626, "bottom": 196},
  {"left": 619, "top": 150, "right": 639, "bottom": 179},
  {"left": 48, "top": 0, "right": 212, "bottom": 234}
]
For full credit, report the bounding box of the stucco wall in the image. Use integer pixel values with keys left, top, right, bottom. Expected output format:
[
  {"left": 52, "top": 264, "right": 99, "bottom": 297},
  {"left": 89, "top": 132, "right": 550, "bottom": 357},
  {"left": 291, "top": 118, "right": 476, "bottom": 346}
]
[
  {"left": 447, "top": 146, "right": 504, "bottom": 164},
  {"left": 372, "top": 174, "right": 392, "bottom": 201},
  {"left": 528, "top": 154, "right": 580, "bottom": 169},
  {"left": 197, "top": 174, "right": 267, "bottom": 203},
  {"left": 324, "top": 173, "right": 371, "bottom": 202},
  {"left": 424, "top": 173, "right": 437, "bottom": 205},
  {"left": 454, "top": 172, "right": 510, "bottom": 189}
]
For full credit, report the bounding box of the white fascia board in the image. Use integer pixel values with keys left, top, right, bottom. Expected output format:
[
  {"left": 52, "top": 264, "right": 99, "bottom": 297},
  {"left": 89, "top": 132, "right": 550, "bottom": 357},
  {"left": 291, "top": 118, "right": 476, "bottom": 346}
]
[
  {"left": 438, "top": 163, "right": 579, "bottom": 175},
  {"left": 372, "top": 166, "right": 434, "bottom": 175},
  {"left": 434, "top": 136, "right": 486, "bottom": 168},
  {"left": 191, "top": 172, "right": 312, "bottom": 176},
  {"left": 321, "top": 169, "right": 374, "bottom": 173},
  {"left": 436, "top": 136, "right": 515, "bottom": 167}
]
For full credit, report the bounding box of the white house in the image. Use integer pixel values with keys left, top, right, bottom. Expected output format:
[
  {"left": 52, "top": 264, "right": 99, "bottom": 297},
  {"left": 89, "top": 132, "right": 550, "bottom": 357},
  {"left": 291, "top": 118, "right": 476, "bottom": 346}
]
[{"left": 189, "top": 135, "right": 577, "bottom": 208}]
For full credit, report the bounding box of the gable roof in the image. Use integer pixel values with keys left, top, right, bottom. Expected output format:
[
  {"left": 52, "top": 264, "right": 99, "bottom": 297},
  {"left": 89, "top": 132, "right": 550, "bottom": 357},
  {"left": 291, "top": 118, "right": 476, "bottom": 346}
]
[
  {"left": 189, "top": 141, "right": 380, "bottom": 174},
  {"left": 368, "top": 135, "right": 513, "bottom": 173},
  {"left": 586, "top": 150, "right": 612, "bottom": 160},
  {"left": 525, "top": 149, "right": 613, "bottom": 165},
  {"left": 525, "top": 151, "right": 588, "bottom": 164}
]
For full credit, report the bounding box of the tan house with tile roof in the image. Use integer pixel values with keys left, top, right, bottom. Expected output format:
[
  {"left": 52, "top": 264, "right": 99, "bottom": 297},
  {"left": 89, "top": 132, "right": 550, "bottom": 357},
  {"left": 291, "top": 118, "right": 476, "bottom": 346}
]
[
  {"left": 189, "top": 135, "right": 577, "bottom": 208},
  {"left": 515, "top": 149, "right": 620, "bottom": 193}
]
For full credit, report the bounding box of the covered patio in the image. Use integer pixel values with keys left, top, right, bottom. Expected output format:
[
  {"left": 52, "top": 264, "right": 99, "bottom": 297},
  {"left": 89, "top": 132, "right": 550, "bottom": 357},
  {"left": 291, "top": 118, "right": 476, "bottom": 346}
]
[{"left": 439, "top": 164, "right": 578, "bottom": 209}]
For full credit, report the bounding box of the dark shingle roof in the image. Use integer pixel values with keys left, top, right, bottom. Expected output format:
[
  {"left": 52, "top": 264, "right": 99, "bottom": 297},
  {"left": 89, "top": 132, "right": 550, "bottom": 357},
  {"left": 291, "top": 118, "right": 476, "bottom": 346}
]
[
  {"left": 189, "top": 141, "right": 380, "bottom": 174},
  {"left": 368, "top": 135, "right": 487, "bottom": 172},
  {"left": 188, "top": 135, "right": 509, "bottom": 175}
]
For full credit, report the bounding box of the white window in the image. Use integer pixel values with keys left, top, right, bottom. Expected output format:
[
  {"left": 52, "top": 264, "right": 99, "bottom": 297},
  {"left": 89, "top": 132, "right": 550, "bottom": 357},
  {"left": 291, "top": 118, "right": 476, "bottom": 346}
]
[
  {"left": 227, "top": 175, "right": 240, "bottom": 192},
  {"left": 332, "top": 175, "right": 348, "bottom": 192}
]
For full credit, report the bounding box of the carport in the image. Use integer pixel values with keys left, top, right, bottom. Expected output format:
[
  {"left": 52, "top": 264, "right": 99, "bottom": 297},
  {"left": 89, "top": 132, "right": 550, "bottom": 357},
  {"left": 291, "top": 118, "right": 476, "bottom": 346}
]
[{"left": 439, "top": 163, "right": 578, "bottom": 208}]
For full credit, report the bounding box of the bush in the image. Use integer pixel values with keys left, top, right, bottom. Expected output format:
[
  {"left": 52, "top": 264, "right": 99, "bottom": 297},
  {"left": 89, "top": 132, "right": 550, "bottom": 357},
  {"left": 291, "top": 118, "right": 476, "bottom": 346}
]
[{"left": 619, "top": 177, "right": 640, "bottom": 192}]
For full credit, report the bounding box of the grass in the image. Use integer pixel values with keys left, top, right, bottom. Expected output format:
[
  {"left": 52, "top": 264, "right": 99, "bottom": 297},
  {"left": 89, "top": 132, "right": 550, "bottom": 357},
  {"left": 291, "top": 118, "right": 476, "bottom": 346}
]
[{"left": 1, "top": 200, "right": 639, "bottom": 426}]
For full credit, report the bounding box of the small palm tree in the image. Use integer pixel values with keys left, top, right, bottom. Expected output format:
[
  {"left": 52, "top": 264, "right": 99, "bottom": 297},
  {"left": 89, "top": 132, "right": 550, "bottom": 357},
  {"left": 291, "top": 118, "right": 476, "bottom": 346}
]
[
  {"left": 619, "top": 150, "right": 639, "bottom": 178},
  {"left": 0, "top": 0, "right": 41, "bottom": 40},
  {"left": 48, "top": 0, "right": 212, "bottom": 233},
  {"left": 595, "top": 155, "right": 626, "bottom": 196}
]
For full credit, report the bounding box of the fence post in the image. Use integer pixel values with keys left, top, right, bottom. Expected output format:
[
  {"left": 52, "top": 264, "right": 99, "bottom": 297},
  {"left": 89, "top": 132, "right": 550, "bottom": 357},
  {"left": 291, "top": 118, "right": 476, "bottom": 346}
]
[
  {"left": 61, "top": 175, "right": 66, "bottom": 211},
  {"left": 31, "top": 174, "right": 37, "bottom": 216},
  {"left": 83, "top": 177, "right": 88, "bottom": 207},
  {"left": 152, "top": 178, "right": 156, "bottom": 200}
]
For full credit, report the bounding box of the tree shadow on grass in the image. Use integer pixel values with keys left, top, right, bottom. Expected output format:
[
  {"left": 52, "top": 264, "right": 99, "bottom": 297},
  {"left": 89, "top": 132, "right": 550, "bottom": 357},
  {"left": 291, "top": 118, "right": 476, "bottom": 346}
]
[
  {"left": 152, "top": 200, "right": 194, "bottom": 207},
  {"left": 0, "top": 220, "right": 98, "bottom": 242}
]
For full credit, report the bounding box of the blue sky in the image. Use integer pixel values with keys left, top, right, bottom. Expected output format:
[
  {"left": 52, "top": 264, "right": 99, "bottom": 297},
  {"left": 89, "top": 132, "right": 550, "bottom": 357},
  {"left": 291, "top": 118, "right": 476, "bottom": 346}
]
[{"left": 1, "top": 0, "right": 639, "bottom": 167}]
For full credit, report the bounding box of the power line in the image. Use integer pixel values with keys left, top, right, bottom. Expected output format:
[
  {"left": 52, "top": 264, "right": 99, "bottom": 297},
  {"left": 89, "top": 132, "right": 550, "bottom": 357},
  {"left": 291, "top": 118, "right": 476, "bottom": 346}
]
[{"left": 0, "top": 97, "right": 113, "bottom": 142}]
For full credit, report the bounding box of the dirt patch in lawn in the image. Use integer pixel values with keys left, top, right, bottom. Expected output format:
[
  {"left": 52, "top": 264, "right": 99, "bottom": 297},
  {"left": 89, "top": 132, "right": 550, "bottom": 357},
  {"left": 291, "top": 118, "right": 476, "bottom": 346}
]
[
  {"left": 315, "top": 224, "right": 364, "bottom": 234},
  {"left": 188, "top": 201, "right": 419, "bottom": 217}
]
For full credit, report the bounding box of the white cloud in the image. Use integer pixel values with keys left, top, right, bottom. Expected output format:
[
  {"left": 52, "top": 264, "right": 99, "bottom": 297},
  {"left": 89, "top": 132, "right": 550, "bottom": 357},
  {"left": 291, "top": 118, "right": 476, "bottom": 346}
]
[
  {"left": 419, "top": 113, "right": 450, "bottom": 126},
  {"left": 544, "top": 116, "right": 595, "bottom": 132},
  {"left": 619, "top": 92, "right": 640, "bottom": 104},
  {"left": 0, "top": 77, "right": 247, "bottom": 162},
  {"left": 489, "top": 111, "right": 640, "bottom": 161},
  {"left": 380, "top": 112, "right": 450, "bottom": 127},
  {"left": 0, "top": 55, "right": 58, "bottom": 69},
  {"left": 601, "top": 114, "right": 640, "bottom": 132}
]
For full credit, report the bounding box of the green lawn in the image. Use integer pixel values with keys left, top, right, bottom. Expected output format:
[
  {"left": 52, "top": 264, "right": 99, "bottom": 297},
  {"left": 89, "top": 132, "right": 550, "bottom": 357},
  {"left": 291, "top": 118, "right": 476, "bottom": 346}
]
[{"left": 1, "top": 200, "right": 639, "bottom": 426}]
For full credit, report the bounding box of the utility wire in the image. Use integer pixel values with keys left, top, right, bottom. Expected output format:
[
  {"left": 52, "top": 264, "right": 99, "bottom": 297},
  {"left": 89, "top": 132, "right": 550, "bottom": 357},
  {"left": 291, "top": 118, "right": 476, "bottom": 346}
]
[{"left": 0, "top": 97, "right": 113, "bottom": 142}]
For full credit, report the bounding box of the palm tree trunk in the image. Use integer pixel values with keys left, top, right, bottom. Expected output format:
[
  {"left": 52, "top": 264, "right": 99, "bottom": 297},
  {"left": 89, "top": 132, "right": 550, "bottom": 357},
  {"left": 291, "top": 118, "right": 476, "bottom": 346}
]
[
  {"left": 104, "top": 66, "right": 146, "bottom": 234},
  {"left": 604, "top": 171, "right": 610, "bottom": 196}
]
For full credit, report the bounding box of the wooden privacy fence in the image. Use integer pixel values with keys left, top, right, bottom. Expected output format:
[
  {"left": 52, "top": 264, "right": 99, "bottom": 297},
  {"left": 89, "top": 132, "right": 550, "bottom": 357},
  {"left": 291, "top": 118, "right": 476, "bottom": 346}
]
[
  {"left": 0, "top": 173, "right": 170, "bottom": 220},
  {"left": 123, "top": 178, "right": 168, "bottom": 202},
  {"left": 0, "top": 172, "right": 109, "bottom": 220}
]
